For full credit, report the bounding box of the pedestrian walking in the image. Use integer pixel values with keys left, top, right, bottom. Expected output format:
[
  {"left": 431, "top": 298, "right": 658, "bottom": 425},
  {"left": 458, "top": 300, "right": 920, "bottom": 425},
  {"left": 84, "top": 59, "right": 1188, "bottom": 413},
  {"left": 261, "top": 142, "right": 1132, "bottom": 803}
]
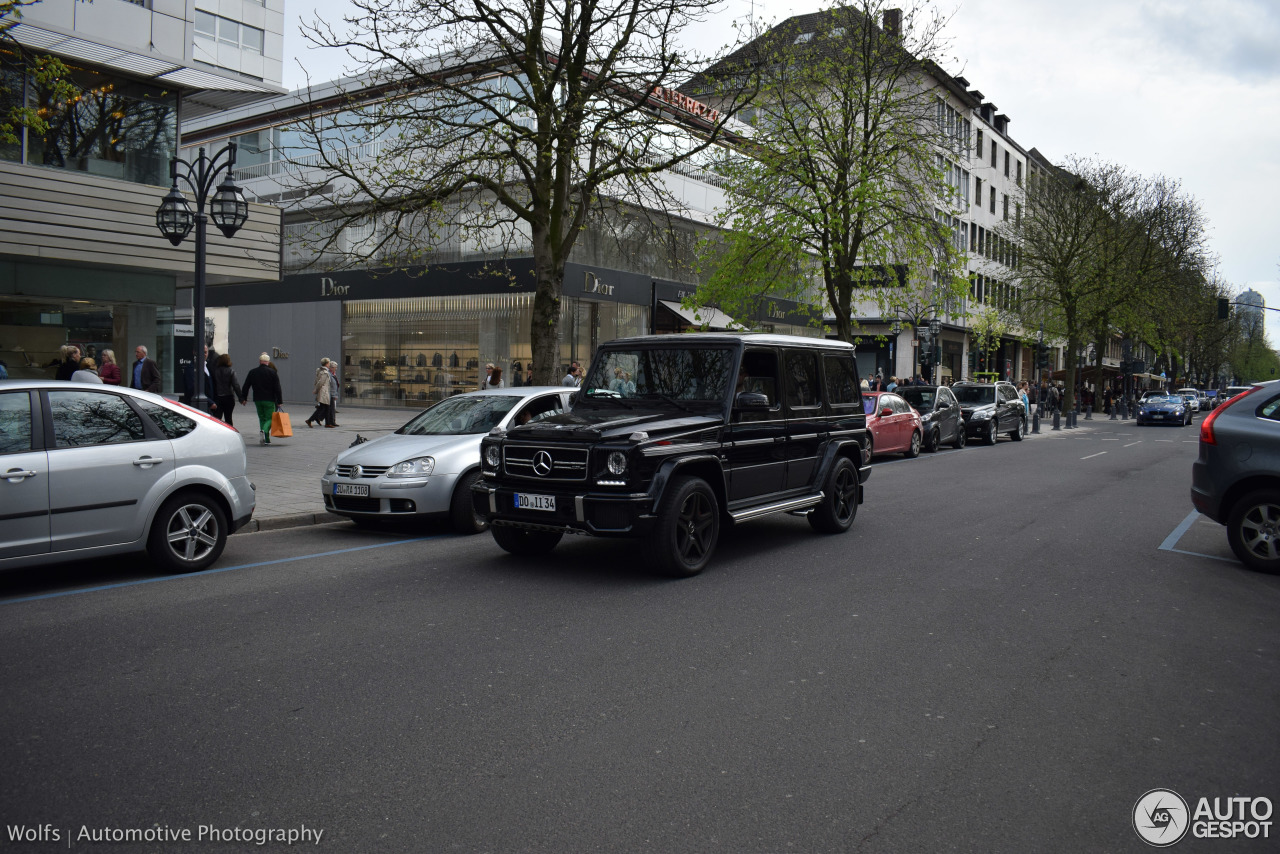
[
  {"left": 327, "top": 359, "right": 340, "bottom": 427},
  {"left": 306, "top": 357, "right": 333, "bottom": 427},
  {"left": 130, "top": 345, "right": 161, "bottom": 393},
  {"left": 241, "top": 353, "right": 284, "bottom": 444},
  {"left": 486, "top": 366, "right": 504, "bottom": 389},
  {"left": 561, "top": 361, "right": 581, "bottom": 387},
  {"left": 211, "top": 353, "right": 243, "bottom": 427}
]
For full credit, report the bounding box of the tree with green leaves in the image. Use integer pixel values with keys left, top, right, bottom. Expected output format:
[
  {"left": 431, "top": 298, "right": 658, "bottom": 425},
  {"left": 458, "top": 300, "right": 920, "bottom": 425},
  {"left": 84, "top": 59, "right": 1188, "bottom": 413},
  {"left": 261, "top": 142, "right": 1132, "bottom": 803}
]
[
  {"left": 296, "top": 0, "right": 751, "bottom": 384},
  {"left": 687, "top": 0, "right": 968, "bottom": 343}
]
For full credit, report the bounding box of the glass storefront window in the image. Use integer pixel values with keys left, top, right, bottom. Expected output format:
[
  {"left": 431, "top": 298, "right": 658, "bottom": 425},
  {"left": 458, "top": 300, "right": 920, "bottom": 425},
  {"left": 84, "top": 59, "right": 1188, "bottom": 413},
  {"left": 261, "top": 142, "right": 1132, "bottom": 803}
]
[{"left": 341, "top": 294, "right": 650, "bottom": 408}]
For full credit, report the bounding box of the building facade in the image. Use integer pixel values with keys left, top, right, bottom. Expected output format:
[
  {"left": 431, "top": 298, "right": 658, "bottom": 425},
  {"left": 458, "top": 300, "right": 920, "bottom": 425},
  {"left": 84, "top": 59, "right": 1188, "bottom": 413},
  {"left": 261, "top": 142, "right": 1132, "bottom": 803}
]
[{"left": 0, "top": 0, "right": 284, "bottom": 389}]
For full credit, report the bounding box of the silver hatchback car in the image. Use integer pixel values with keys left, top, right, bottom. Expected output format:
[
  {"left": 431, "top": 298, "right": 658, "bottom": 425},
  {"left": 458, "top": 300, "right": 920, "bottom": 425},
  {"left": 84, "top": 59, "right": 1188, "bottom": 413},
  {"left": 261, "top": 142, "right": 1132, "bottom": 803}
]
[
  {"left": 1, "top": 380, "right": 255, "bottom": 573},
  {"left": 322, "top": 386, "right": 574, "bottom": 532}
]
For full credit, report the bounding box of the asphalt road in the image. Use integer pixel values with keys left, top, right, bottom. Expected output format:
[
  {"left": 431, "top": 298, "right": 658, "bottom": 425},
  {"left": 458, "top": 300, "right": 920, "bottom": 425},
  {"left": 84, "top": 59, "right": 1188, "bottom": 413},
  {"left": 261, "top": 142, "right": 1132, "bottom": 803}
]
[{"left": 2, "top": 418, "right": 1278, "bottom": 853}]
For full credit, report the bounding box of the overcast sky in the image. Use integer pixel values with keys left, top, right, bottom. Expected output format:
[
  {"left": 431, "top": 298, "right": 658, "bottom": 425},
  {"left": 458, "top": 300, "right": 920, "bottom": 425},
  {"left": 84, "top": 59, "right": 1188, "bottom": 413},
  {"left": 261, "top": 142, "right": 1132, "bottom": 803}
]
[{"left": 283, "top": 0, "right": 1280, "bottom": 336}]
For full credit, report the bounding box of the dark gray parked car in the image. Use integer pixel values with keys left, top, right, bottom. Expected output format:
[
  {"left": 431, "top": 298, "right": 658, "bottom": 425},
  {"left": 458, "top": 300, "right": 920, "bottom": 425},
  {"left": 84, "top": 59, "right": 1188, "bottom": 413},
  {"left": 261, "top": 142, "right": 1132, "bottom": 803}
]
[
  {"left": 953, "top": 381, "right": 1026, "bottom": 445},
  {"left": 1190, "top": 381, "right": 1280, "bottom": 572}
]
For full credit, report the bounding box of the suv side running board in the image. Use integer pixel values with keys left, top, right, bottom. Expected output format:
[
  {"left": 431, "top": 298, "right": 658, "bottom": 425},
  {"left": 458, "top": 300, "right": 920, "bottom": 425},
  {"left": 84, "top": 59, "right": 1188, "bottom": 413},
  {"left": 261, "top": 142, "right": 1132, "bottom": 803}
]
[{"left": 730, "top": 493, "right": 825, "bottom": 523}]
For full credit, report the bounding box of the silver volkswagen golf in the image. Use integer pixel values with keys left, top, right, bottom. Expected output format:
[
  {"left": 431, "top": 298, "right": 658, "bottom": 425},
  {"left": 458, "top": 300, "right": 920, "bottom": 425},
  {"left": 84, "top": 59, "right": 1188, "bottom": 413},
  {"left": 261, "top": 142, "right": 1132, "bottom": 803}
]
[
  {"left": 0, "top": 380, "right": 255, "bottom": 573},
  {"left": 322, "top": 386, "right": 574, "bottom": 532}
]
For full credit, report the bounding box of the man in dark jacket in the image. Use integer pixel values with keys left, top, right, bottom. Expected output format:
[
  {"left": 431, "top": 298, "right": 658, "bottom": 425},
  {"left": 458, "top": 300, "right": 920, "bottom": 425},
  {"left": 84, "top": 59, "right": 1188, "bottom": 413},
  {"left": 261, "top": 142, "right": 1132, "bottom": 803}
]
[
  {"left": 130, "top": 345, "right": 161, "bottom": 393},
  {"left": 241, "top": 353, "right": 285, "bottom": 444}
]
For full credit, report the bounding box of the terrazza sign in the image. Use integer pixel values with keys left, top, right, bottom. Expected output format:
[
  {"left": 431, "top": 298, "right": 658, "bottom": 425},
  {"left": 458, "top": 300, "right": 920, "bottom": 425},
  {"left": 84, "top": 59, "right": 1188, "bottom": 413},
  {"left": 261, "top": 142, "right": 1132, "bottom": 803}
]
[{"left": 650, "top": 87, "right": 720, "bottom": 123}]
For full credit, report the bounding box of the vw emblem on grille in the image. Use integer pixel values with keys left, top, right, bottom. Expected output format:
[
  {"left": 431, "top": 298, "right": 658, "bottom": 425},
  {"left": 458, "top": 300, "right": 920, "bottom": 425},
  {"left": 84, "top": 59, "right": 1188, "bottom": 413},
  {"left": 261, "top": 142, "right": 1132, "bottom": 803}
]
[
  {"left": 351, "top": 465, "right": 363, "bottom": 479},
  {"left": 532, "top": 451, "right": 554, "bottom": 476}
]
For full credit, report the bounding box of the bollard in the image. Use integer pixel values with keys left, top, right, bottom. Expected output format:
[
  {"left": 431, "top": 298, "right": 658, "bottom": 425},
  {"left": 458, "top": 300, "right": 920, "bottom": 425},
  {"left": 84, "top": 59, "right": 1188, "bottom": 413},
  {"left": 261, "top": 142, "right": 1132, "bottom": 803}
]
[
  {"left": 1109, "top": 404, "right": 1118, "bottom": 420},
  {"left": 1032, "top": 408, "right": 1041, "bottom": 434},
  {"left": 1052, "top": 408, "right": 1061, "bottom": 430},
  {"left": 1084, "top": 405, "right": 1092, "bottom": 421}
]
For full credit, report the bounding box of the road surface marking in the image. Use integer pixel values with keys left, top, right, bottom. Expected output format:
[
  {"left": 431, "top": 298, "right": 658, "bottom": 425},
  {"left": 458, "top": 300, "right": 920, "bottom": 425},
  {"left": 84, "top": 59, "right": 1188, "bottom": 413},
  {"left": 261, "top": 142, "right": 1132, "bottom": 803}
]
[
  {"left": 1, "top": 535, "right": 444, "bottom": 606},
  {"left": 1123, "top": 441, "right": 1142, "bottom": 448},
  {"left": 1101, "top": 438, "right": 1119, "bottom": 441},
  {"left": 1081, "top": 451, "right": 1108, "bottom": 460},
  {"left": 1158, "top": 511, "right": 1199, "bottom": 551}
]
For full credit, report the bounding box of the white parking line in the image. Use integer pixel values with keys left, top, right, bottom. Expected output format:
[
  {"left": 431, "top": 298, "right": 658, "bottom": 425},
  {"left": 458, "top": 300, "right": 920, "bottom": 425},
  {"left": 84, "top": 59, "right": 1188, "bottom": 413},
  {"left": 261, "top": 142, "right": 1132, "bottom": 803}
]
[
  {"left": 1081, "top": 451, "right": 1107, "bottom": 460},
  {"left": 1123, "top": 441, "right": 1142, "bottom": 448},
  {"left": 1101, "top": 438, "right": 1119, "bottom": 441}
]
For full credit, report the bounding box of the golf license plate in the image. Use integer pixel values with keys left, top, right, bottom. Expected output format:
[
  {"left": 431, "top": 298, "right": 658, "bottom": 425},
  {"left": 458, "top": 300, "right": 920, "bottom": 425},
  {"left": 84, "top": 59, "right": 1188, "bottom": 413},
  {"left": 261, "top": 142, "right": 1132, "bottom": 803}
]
[
  {"left": 515, "top": 492, "right": 556, "bottom": 511},
  {"left": 334, "top": 483, "right": 370, "bottom": 497}
]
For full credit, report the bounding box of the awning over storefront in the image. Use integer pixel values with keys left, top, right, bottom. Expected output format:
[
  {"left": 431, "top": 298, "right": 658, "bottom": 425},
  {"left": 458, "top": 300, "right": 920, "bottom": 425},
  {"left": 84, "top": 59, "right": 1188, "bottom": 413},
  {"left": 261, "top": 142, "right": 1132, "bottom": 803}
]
[{"left": 657, "top": 300, "right": 744, "bottom": 331}]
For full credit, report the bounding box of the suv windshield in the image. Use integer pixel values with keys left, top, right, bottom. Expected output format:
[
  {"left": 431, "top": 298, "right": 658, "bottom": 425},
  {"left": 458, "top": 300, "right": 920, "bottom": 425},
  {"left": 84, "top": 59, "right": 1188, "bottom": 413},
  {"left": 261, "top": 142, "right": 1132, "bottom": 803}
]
[
  {"left": 898, "top": 388, "right": 935, "bottom": 411},
  {"left": 396, "top": 395, "right": 521, "bottom": 435},
  {"left": 953, "top": 385, "right": 996, "bottom": 405},
  {"left": 581, "top": 347, "right": 735, "bottom": 402}
]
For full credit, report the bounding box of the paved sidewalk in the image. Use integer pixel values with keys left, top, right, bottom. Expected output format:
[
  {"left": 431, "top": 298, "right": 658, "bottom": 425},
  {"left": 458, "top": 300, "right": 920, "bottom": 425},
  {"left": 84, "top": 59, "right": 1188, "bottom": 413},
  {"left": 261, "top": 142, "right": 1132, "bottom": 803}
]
[{"left": 233, "top": 403, "right": 412, "bottom": 534}]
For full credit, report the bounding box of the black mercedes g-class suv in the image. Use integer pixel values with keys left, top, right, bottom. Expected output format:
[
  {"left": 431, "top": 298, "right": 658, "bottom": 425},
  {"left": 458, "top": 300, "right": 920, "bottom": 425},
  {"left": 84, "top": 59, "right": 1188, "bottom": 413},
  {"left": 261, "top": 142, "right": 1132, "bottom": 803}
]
[{"left": 472, "top": 333, "right": 871, "bottom": 576}]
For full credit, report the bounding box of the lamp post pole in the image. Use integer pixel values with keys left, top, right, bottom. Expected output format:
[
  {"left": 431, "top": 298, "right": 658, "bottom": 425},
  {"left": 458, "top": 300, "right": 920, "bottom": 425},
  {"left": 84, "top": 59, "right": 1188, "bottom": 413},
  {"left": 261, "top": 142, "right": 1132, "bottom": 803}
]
[{"left": 155, "top": 143, "right": 248, "bottom": 413}]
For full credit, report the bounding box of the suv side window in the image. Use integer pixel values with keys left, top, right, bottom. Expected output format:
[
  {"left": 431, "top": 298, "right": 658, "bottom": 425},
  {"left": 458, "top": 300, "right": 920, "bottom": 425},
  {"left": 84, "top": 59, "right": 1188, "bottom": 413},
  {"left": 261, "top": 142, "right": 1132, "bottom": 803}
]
[
  {"left": 823, "top": 355, "right": 861, "bottom": 411},
  {"left": 0, "top": 391, "right": 32, "bottom": 454},
  {"left": 737, "top": 349, "right": 780, "bottom": 409},
  {"left": 784, "top": 350, "right": 822, "bottom": 409},
  {"left": 48, "top": 390, "right": 147, "bottom": 448},
  {"left": 1257, "top": 396, "right": 1280, "bottom": 422}
]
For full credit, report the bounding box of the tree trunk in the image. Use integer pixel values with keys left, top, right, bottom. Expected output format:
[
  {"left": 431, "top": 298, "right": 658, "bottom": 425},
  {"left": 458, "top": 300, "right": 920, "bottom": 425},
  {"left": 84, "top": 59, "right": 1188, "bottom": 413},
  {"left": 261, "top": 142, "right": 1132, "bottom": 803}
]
[{"left": 529, "top": 225, "right": 566, "bottom": 387}]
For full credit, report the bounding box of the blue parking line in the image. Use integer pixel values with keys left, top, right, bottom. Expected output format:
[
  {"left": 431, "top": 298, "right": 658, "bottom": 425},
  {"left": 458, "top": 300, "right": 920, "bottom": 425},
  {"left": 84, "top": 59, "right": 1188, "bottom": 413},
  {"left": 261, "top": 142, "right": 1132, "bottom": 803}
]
[{"left": 1, "top": 535, "right": 442, "bottom": 606}]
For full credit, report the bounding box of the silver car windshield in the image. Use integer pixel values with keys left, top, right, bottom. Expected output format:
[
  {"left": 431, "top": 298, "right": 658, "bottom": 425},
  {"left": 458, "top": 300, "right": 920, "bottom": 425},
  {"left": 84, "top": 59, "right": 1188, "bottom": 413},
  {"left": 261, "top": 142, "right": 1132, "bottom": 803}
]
[
  {"left": 582, "top": 347, "right": 734, "bottom": 402},
  {"left": 396, "top": 395, "right": 521, "bottom": 435}
]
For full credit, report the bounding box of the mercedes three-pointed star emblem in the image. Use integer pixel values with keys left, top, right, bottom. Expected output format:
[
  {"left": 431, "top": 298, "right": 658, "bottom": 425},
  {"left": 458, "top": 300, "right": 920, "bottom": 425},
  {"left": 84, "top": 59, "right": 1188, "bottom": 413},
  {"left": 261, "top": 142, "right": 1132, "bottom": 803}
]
[{"left": 532, "top": 451, "right": 554, "bottom": 476}]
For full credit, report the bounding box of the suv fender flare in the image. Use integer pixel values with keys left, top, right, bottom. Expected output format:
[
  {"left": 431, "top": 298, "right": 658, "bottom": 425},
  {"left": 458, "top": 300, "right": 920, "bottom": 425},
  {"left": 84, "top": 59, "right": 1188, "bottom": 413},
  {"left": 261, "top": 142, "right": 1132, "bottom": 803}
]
[
  {"left": 648, "top": 455, "right": 728, "bottom": 516},
  {"left": 817, "top": 439, "right": 871, "bottom": 495}
]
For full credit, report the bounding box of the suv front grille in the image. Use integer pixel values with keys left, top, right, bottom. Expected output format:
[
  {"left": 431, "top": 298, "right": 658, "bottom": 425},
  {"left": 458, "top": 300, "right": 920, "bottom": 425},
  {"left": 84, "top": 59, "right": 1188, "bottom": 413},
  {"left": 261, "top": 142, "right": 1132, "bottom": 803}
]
[{"left": 503, "top": 445, "right": 588, "bottom": 481}]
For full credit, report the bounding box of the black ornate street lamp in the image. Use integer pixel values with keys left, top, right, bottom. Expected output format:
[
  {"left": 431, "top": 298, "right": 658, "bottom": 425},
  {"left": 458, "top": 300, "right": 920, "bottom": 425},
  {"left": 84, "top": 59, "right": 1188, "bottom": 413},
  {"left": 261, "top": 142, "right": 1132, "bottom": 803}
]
[
  {"left": 155, "top": 143, "right": 248, "bottom": 412},
  {"left": 891, "top": 303, "right": 940, "bottom": 383}
]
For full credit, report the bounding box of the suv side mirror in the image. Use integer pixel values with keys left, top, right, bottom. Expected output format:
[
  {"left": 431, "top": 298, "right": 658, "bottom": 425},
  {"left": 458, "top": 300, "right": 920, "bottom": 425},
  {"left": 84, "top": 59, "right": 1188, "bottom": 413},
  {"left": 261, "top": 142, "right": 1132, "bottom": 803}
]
[{"left": 734, "top": 391, "right": 770, "bottom": 410}]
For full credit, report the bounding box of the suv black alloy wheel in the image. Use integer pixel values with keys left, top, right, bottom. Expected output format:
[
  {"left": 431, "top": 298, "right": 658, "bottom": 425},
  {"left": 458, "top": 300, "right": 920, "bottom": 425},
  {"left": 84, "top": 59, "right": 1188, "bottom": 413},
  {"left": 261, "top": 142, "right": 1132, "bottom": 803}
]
[
  {"left": 809, "top": 457, "right": 858, "bottom": 533},
  {"left": 648, "top": 475, "right": 720, "bottom": 577}
]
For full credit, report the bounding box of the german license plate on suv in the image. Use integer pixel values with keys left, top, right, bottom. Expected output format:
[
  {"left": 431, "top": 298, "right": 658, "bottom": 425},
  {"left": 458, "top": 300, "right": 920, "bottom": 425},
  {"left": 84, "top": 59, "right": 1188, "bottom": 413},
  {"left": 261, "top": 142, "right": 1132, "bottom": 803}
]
[
  {"left": 334, "top": 483, "right": 370, "bottom": 497},
  {"left": 515, "top": 493, "right": 556, "bottom": 511}
]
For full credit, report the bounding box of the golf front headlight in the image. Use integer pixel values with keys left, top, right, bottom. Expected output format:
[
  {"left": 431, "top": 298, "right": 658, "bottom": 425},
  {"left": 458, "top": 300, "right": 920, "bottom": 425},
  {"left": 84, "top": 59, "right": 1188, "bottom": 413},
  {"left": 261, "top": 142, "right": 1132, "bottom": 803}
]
[
  {"left": 390, "top": 456, "right": 435, "bottom": 477},
  {"left": 325, "top": 456, "right": 338, "bottom": 475}
]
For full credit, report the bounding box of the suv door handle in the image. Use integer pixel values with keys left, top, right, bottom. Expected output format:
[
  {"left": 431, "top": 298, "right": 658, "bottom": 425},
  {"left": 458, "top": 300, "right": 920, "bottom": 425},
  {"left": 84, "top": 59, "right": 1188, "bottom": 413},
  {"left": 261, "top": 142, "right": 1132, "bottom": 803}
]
[
  {"left": 3, "top": 469, "right": 37, "bottom": 482},
  {"left": 133, "top": 457, "right": 164, "bottom": 468}
]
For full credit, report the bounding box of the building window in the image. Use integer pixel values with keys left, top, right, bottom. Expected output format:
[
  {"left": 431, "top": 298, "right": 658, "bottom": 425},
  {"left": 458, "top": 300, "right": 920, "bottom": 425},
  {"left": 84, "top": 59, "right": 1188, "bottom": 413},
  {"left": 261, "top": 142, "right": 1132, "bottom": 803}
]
[
  {"left": 1016, "top": 202, "right": 1022, "bottom": 227},
  {"left": 1016, "top": 159, "right": 1022, "bottom": 185},
  {"left": 1002, "top": 194, "right": 1009, "bottom": 221},
  {"left": 989, "top": 186, "right": 995, "bottom": 214},
  {"left": 976, "top": 129, "right": 983, "bottom": 159},
  {"left": 991, "top": 144, "right": 997, "bottom": 169},
  {"left": 1004, "top": 150, "right": 1010, "bottom": 178},
  {"left": 195, "top": 10, "right": 266, "bottom": 55}
]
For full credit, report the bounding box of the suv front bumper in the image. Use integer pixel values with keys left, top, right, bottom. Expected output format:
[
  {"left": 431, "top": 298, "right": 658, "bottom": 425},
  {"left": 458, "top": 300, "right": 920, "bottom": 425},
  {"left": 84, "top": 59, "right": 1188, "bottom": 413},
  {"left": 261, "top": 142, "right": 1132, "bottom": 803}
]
[{"left": 473, "top": 481, "right": 657, "bottom": 537}]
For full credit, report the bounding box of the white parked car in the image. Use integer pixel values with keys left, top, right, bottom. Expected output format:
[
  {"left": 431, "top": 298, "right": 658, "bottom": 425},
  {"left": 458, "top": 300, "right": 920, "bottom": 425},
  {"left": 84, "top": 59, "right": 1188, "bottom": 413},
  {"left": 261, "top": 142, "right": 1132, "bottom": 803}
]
[
  {"left": 0, "top": 380, "right": 255, "bottom": 573},
  {"left": 321, "top": 386, "right": 575, "bottom": 532}
]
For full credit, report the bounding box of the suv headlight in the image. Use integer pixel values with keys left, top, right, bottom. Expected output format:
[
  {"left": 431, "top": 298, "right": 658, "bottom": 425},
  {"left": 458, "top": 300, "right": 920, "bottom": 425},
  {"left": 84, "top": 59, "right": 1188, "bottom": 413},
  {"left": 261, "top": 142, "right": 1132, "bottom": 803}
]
[
  {"left": 390, "top": 457, "right": 435, "bottom": 477},
  {"left": 484, "top": 445, "right": 500, "bottom": 468},
  {"left": 325, "top": 456, "right": 338, "bottom": 475},
  {"left": 606, "top": 451, "right": 628, "bottom": 476},
  {"left": 972, "top": 408, "right": 991, "bottom": 420}
]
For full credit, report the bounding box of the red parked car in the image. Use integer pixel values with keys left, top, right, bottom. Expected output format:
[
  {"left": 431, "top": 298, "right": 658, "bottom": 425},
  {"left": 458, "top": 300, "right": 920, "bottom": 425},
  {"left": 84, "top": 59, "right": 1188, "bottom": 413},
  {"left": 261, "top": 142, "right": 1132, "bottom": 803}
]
[{"left": 862, "top": 391, "right": 923, "bottom": 459}]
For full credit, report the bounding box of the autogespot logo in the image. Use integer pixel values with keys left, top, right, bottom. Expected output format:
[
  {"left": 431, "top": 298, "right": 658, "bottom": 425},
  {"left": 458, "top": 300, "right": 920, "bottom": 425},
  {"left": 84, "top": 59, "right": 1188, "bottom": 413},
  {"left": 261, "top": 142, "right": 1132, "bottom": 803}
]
[{"left": 1134, "top": 789, "right": 1190, "bottom": 847}]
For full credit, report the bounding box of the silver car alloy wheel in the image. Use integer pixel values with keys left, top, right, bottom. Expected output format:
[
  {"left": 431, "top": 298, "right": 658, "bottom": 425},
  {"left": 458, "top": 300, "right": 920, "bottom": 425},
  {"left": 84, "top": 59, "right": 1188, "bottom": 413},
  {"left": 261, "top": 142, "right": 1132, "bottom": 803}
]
[{"left": 164, "top": 502, "right": 221, "bottom": 564}]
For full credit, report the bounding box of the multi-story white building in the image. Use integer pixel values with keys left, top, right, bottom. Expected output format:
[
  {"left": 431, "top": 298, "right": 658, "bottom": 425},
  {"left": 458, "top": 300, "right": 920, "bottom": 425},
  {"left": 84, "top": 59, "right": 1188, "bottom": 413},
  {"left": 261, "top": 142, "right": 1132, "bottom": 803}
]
[{"left": 0, "top": 0, "right": 284, "bottom": 390}]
